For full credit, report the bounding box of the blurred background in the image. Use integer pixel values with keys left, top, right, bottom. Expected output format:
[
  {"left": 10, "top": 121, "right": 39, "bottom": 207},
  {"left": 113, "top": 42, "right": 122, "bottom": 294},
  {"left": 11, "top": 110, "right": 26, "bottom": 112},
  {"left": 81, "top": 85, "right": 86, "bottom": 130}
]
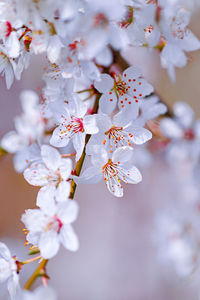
[{"left": 0, "top": 8, "right": 200, "bottom": 300}]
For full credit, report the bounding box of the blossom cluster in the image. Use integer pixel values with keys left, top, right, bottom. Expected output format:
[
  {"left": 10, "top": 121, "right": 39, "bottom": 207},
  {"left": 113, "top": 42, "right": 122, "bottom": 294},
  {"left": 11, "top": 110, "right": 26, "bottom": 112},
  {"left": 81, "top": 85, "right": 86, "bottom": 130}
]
[{"left": 0, "top": 0, "right": 200, "bottom": 299}]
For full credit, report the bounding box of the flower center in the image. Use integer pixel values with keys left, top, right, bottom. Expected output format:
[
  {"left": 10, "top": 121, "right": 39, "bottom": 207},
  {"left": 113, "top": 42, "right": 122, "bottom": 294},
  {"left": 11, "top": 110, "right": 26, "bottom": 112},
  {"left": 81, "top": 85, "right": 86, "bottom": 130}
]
[
  {"left": 184, "top": 129, "right": 195, "bottom": 141},
  {"left": 5, "top": 21, "right": 12, "bottom": 37},
  {"left": 102, "top": 159, "right": 118, "bottom": 178},
  {"left": 60, "top": 116, "right": 84, "bottom": 138},
  {"left": 93, "top": 13, "right": 108, "bottom": 28},
  {"left": 105, "top": 126, "right": 132, "bottom": 151},
  {"left": 45, "top": 216, "right": 63, "bottom": 233},
  {"left": 114, "top": 75, "right": 128, "bottom": 96}
]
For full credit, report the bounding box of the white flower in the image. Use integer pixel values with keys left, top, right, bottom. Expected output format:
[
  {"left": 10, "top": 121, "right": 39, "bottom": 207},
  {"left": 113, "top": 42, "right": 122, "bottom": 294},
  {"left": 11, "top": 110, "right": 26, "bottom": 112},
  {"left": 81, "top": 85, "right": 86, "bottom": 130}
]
[
  {"left": 160, "top": 101, "right": 200, "bottom": 164},
  {"left": 87, "top": 111, "right": 152, "bottom": 154},
  {"left": 1, "top": 90, "right": 45, "bottom": 172},
  {"left": 125, "top": 3, "right": 160, "bottom": 47},
  {"left": 50, "top": 99, "right": 98, "bottom": 161},
  {"left": 0, "top": 242, "right": 19, "bottom": 300},
  {"left": 78, "top": 0, "right": 127, "bottom": 61},
  {"left": 160, "top": 6, "right": 200, "bottom": 81},
  {"left": 94, "top": 66, "right": 153, "bottom": 114},
  {"left": 155, "top": 210, "right": 200, "bottom": 277},
  {"left": 74, "top": 146, "right": 142, "bottom": 197},
  {"left": 16, "top": 286, "right": 57, "bottom": 300},
  {"left": 24, "top": 145, "right": 72, "bottom": 207},
  {"left": 21, "top": 200, "right": 79, "bottom": 259},
  {"left": 138, "top": 95, "right": 167, "bottom": 126}
]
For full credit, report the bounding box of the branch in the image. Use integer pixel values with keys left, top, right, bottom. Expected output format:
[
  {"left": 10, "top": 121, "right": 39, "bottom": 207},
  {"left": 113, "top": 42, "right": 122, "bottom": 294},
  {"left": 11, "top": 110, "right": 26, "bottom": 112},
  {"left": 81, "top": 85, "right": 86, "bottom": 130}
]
[
  {"left": 69, "top": 93, "right": 100, "bottom": 199},
  {"left": 24, "top": 258, "right": 48, "bottom": 290},
  {"left": 23, "top": 93, "right": 101, "bottom": 290}
]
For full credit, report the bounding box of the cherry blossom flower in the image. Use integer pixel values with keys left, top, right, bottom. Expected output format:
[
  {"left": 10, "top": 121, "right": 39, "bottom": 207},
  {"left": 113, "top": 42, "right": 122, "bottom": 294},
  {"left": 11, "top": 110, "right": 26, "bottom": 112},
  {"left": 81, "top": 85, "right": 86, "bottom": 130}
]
[
  {"left": 94, "top": 66, "right": 154, "bottom": 114},
  {"left": 160, "top": 101, "right": 200, "bottom": 164},
  {"left": 0, "top": 242, "right": 19, "bottom": 300},
  {"left": 159, "top": 7, "right": 200, "bottom": 81},
  {"left": 1, "top": 90, "right": 45, "bottom": 172},
  {"left": 21, "top": 200, "right": 79, "bottom": 259},
  {"left": 74, "top": 146, "right": 142, "bottom": 197},
  {"left": 78, "top": 0, "right": 127, "bottom": 61},
  {"left": 50, "top": 99, "right": 98, "bottom": 161},
  {"left": 87, "top": 111, "right": 152, "bottom": 154},
  {"left": 137, "top": 95, "right": 167, "bottom": 126},
  {"left": 125, "top": 2, "right": 160, "bottom": 47},
  {"left": 155, "top": 208, "right": 200, "bottom": 277},
  {"left": 24, "top": 145, "right": 72, "bottom": 207}
]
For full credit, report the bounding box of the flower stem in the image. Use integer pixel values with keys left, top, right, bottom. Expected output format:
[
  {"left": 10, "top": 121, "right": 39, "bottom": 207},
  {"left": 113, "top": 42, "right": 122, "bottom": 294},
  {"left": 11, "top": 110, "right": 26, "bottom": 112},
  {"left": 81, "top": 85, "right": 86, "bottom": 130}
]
[
  {"left": 61, "top": 153, "right": 76, "bottom": 158},
  {"left": 77, "top": 88, "right": 94, "bottom": 94},
  {"left": 21, "top": 256, "right": 42, "bottom": 265},
  {"left": 24, "top": 258, "right": 48, "bottom": 290}
]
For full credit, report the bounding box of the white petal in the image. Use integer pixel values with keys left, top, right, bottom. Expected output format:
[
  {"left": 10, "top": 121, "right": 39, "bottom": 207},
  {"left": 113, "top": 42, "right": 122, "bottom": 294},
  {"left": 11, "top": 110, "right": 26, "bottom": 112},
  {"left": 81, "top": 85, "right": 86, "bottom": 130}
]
[
  {"left": 13, "top": 149, "right": 30, "bottom": 173},
  {"left": 34, "top": 286, "right": 57, "bottom": 300},
  {"left": 26, "top": 231, "right": 40, "bottom": 247},
  {"left": 94, "top": 74, "right": 114, "bottom": 93},
  {"left": 24, "top": 163, "right": 50, "bottom": 186},
  {"left": 119, "top": 166, "right": 142, "bottom": 184},
  {"left": 55, "top": 181, "right": 70, "bottom": 202},
  {"left": 73, "top": 132, "right": 85, "bottom": 162},
  {"left": 129, "top": 78, "right": 154, "bottom": 98},
  {"left": 20, "top": 90, "right": 39, "bottom": 114},
  {"left": 73, "top": 167, "right": 102, "bottom": 184},
  {"left": 173, "top": 101, "right": 194, "bottom": 128},
  {"left": 0, "top": 259, "right": 11, "bottom": 282},
  {"left": 83, "top": 115, "right": 99, "bottom": 134},
  {"left": 5, "top": 62, "right": 14, "bottom": 89},
  {"left": 41, "top": 145, "right": 61, "bottom": 171},
  {"left": 95, "top": 47, "right": 113, "bottom": 67},
  {"left": 80, "top": 60, "right": 100, "bottom": 81},
  {"left": 6, "top": 32, "right": 20, "bottom": 58},
  {"left": 50, "top": 126, "right": 70, "bottom": 148},
  {"left": 86, "top": 133, "right": 107, "bottom": 153},
  {"left": 106, "top": 176, "right": 123, "bottom": 197},
  {"left": 7, "top": 273, "right": 19, "bottom": 300},
  {"left": 36, "top": 186, "right": 57, "bottom": 215},
  {"left": 161, "top": 44, "right": 187, "bottom": 68},
  {"left": 57, "top": 200, "right": 79, "bottom": 224},
  {"left": 112, "top": 146, "right": 133, "bottom": 163},
  {"left": 60, "top": 224, "right": 79, "bottom": 252},
  {"left": 180, "top": 31, "right": 200, "bottom": 52},
  {"left": 0, "top": 242, "right": 11, "bottom": 261},
  {"left": 59, "top": 158, "right": 72, "bottom": 180},
  {"left": 21, "top": 209, "right": 47, "bottom": 232},
  {"left": 141, "top": 103, "right": 167, "bottom": 121},
  {"left": 99, "top": 92, "right": 117, "bottom": 114},
  {"left": 113, "top": 109, "right": 134, "bottom": 127},
  {"left": 122, "top": 66, "right": 142, "bottom": 80},
  {"left": 91, "top": 146, "right": 108, "bottom": 166},
  {"left": 160, "top": 118, "right": 183, "bottom": 139},
  {"left": 118, "top": 94, "right": 139, "bottom": 117},
  {"left": 47, "top": 35, "right": 63, "bottom": 63},
  {"left": 94, "top": 113, "right": 112, "bottom": 132},
  {"left": 128, "top": 127, "right": 152, "bottom": 144},
  {"left": 39, "top": 231, "right": 60, "bottom": 259}
]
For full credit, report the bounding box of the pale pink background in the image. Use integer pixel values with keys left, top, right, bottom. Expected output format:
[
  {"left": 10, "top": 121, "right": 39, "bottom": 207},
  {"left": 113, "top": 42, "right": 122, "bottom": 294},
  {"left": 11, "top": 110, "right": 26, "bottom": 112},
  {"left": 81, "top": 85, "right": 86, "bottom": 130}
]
[{"left": 0, "top": 10, "right": 200, "bottom": 300}]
